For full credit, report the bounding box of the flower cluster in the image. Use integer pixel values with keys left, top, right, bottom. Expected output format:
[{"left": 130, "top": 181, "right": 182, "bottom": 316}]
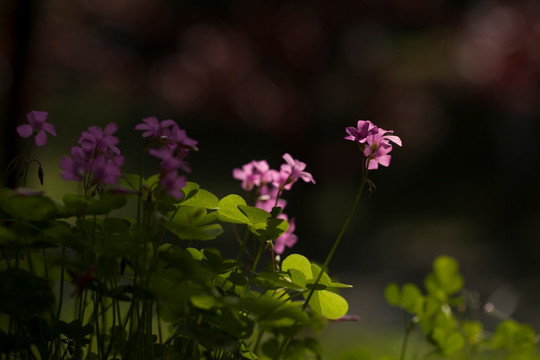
[
  {"left": 16, "top": 111, "right": 56, "bottom": 146},
  {"left": 135, "top": 116, "right": 198, "bottom": 199},
  {"left": 345, "top": 120, "right": 402, "bottom": 170},
  {"left": 233, "top": 153, "right": 315, "bottom": 254},
  {"left": 60, "top": 123, "right": 124, "bottom": 187}
]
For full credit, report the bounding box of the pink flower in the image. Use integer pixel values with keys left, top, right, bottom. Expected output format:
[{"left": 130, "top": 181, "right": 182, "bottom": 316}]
[
  {"left": 159, "top": 171, "right": 187, "bottom": 200},
  {"left": 233, "top": 160, "right": 274, "bottom": 191},
  {"left": 60, "top": 146, "right": 89, "bottom": 181},
  {"left": 363, "top": 128, "right": 402, "bottom": 170},
  {"left": 274, "top": 214, "right": 297, "bottom": 254},
  {"left": 138, "top": 118, "right": 196, "bottom": 200},
  {"left": 60, "top": 124, "right": 124, "bottom": 186},
  {"left": 273, "top": 153, "right": 315, "bottom": 190},
  {"left": 255, "top": 185, "right": 287, "bottom": 212},
  {"left": 344, "top": 120, "right": 378, "bottom": 144},
  {"left": 345, "top": 120, "right": 402, "bottom": 171},
  {"left": 135, "top": 117, "right": 199, "bottom": 151},
  {"left": 16, "top": 111, "right": 56, "bottom": 146},
  {"left": 91, "top": 154, "right": 124, "bottom": 185},
  {"left": 149, "top": 147, "right": 191, "bottom": 174},
  {"left": 135, "top": 116, "right": 177, "bottom": 139},
  {"left": 79, "top": 123, "right": 121, "bottom": 157}
]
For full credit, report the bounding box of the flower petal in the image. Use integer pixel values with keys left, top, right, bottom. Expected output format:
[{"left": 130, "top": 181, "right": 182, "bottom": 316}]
[{"left": 16, "top": 124, "right": 33, "bottom": 138}]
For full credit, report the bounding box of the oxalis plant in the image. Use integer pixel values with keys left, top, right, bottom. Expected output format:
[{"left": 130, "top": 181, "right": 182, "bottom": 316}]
[{"left": 0, "top": 113, "right": 536, "bottom": 360}]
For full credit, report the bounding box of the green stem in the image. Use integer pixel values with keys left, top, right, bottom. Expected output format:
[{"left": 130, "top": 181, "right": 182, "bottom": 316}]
[
  {"left": 21, "top": 139, "right": 34, "bottom": 187},
  {"left": 236, "top": 226, "right": 251, "bottom": 262},
  {"left": 302, "top": 179, "right": 367, "bottom": 310},
  {"left": 400, "top": 311, "right": 412, "bottom": 360},
  {"left": 276, "top": 175, "right": 368, "bottom": 360},
  {"left": 245, "top": 237, "right": 267, "bottom": 293}
]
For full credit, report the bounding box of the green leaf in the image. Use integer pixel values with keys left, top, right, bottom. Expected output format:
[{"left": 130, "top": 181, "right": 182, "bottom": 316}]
[
  {"left": 425, "top": 255, "right": 464, "bottom": 298},
  {"left": 190, "top": 294, "right": 219, "bottom": 310},
  {"left": 0, "top": 226, "right": 17, "bottom": 247},
  {"left": 62, "top": 192, "right": 126, "bottom": 216},
  {"left": 0, "top": 268, "right": 55, "bottom": 317},
  {"left": 309, "top": 290, "right": 349, "bottom": 320},
  {"left": 251, "top": 218, "right": 288, "bottom": 241},
  {"left": 491, "top": 319, "right": 537, "bottom": 349},
  {"left": 237, "top": 204, "right": 270, "bottom": 224},
  {"left": 180, "top": 186, "right": 219, "bottom": 209},
  {"left": 86, "top": 192, "right": 127, "bottom": 214},
  {"left": 216, "top": 195, "right": 250, "bottom": 224},
  {"left": 171, "top": 206, "right": 208, "bottom": 226},
  {"left": 400, "top": 283, "right": 423, "bottom": 314},
  {"left": 462, "top": 321, "right": 483, "bottom": 346},
  {"left": 384, "top": 283, "right": 400, "bottom": 306},
  {"left": 180, "top": 182, "right": 200, "bottom": 198},
  {"left": 282, "top": 254, "right": 313, "bottom": 280},
  {"left": 1, "top": 194, "right": 58, "bottom": 221},
  {"left": 164, "top": 221, "right": 223, "bottom": 241}
]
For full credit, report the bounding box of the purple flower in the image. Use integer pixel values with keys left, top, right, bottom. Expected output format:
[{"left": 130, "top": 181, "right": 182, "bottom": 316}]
[
  {"left": 17, "top": 111, "right": 56, "bottom": 146},
  {"left": 345, "top": 120, "right": 402, "bottom": 171},
  {"left": 344, "top": 120, "right": 378, "bottom": 144},
  {"left": 363, "top": 128, "right": 402, "bottom": 170},
  {"left": 135, "top": 116, "right": 178, "bottom": 139},
  {"left": 274, "top": 214, "right": 297, "bottom": 254},
  {"left": 233, "top": 160, "right": 275, "bottom": 191},
  {"left": 60, "top": 124, "right": 124, "bottom": 187},
  {"left": 136, "top": 117, "right": 197, "bottom": 200},
  {"left": 170, "top": 126, "right": 199, "bottom": 151},
  {"left": 60, "top": 146, "right": 88, "bottom": 181},
  {"left": 91, "top": 154, "right": 124, "bottom": 185},
  {"left": 135, "top": 117, "right": 199, "bottom": 151},
  {"left": 149, "top": 147, "right": 191, "bottom": 174},
  {"left": 256, "top": 185, "right": 287, "bottom": 212},
  {"left": 273, "top": 153, "right": 315, "bottom": 190},
  {"left": 79, "top": 123, "right": 121, "bottom": 157},
  {"left": 159, "top": 172, "right": 187, "bottom": 200}
]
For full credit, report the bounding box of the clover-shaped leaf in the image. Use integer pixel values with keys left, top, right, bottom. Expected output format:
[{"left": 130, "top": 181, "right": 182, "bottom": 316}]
[{"left": 282, "top": 254, "right": 349, "bottom": 320}]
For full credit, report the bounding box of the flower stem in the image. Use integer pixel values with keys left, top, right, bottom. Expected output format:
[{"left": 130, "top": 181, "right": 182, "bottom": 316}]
[
  {"left": 277, "top": 176, "right": 368, "bottom": 360},
  {"left": 400, "top": 311, "right": 413, "bottom": 360},
  {"left": 302, "top": 179, "right": 367, "bottom": 310}
]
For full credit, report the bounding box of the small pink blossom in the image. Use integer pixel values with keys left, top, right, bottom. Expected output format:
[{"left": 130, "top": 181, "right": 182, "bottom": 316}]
[
  {"left": 363, "top": 128, "right": 402, "bottom": 170},
  {"left": 233, "top": 160, "right": 274, "bottom": 191},
  {"left": 79, "top": 123, "right": 121, "bottom": 157},
  {"left": 16, "top": 111, "right": 56, "bottom": 146},
  {"left": 273, "top": 153, "right": 315, "bottom": 190},
  {"left": 344, "top": 120, "right": 378, "bottom": 144},
  {"left": 60, "top": 146, "right": 89, "bottom": 181},
  {"left": 60, "top": 124, "right": 124, "bottom": 186},
  {"left": 256, "top": 185, "right": 287, "bottom": 212},
  {"left": 345, "top": 120, "right": 402, "bottom": 171},
  {"left": 135, "top": 116, "right": 177, "bottom": 139},
  {"left": 159, "top": 172, "right": 187, "bottom": 200},
  {"left": 91, "top": 154, "right": 124, "bottom": 185},
  {"left": 149, "top": 147, "right": 191, "bottom": 174},
  {"left": 274, "top": 214, "right": 297, "bottom": 254}
]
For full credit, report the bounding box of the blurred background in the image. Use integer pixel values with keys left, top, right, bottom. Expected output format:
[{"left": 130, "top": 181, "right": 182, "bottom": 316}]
[{"left": 2, "top": 0, "right": 540, "bottom": 354}]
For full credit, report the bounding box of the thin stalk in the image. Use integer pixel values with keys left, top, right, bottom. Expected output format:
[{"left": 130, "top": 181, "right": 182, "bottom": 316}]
[
  {"left": 245, "top": 239, "right": 267, "bottom": 293},
  {"left": 21, "top": 139, "right": 34, "bottom": 187},
  {"left": 236, "top": 226, "right": 251, "bottom": 262},
  {"left": 276, "top": 173, "right": 368, "bottom": 360},
  {"left": 400, "top": 311, "right": 412, "bottom": 360},
  {"left": 302, "top": 179, "right": 367, "bottom": 310}
]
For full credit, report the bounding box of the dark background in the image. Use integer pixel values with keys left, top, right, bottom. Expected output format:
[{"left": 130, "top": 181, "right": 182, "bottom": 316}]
[{"left": 2, "top": 0, "right": 540, "bottom": 329}]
